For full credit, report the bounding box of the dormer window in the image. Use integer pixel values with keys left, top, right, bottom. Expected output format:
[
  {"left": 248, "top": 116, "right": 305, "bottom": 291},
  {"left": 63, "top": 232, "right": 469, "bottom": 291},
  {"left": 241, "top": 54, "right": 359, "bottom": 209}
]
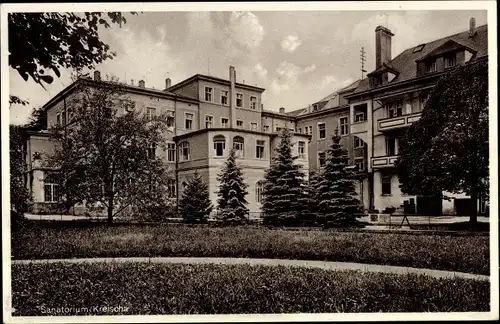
[
  {"left": 372, "top": 75, "right": 382, "bottom": 87},
  {"left": 313, "top": 104, "right": 319, "bottom": 111},
  {"left": 425, "top": 59, "right": 437, "bottom": 73},
  {"left": 444, "top": 53, "right": 457, "bottom": 68}
]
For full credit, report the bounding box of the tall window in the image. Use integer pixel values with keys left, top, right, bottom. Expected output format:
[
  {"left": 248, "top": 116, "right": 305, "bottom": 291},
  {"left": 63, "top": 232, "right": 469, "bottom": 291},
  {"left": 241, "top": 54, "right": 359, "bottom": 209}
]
[
  {"left": 354, "top": 136, "right": 364, "bottom": 148},
  {"left": 185, "top": 113, "right": 193, "bottom": 130},
  {"left": 386, "top": 138, "right": 396, "bottom": 156},
  {"left": 236, "top": 93, "right": 243, "bottom": 107},
  {"left": 56, "top": 113, "right": 61, "bottom": 126},
  {"left": 419, "top": 93, "right": 428, "bottom": 112},
  {"left": 304, "top": 127, "right": 309, "bottom": 135},
  {"left": 382, "top": 176, "right": 392, "bottom": 195},
  {"left": 250, "top": 96, "right": 257, "bottom": 109},
  {"left": 318, "top": 152, "right": 326, "bottom": 168},
  {"left": 250, "top": 122, "right": 258, "bottom": 131},
  {"left": 147, "top": 143, "right": 156, "bottom": 160},
  {"left": 166, "top": 111, "right": 175, "bottom": 128},
  {"left": 179, "top": 142, "right": 190, "bottom": 161},
  {"left": 213, "top": 135, "right": 226, "bottom": 157},
  {"left": 167, "top": 179, "right": 176, "bottom": 198},
  {"left": 236, "top": 120, "right": 243, "bottom": 128},
  {"left": 426, "top": 59, "right": 437, "bottom": 73},
  {"left": 256, "top": 181, "right": 264, "bottom": 203},
  {"left": 298, "top": 141, "right": 306, "bottom": 159},
  {"left": 205, "top": 115, "right": 213, "bottom": 128},
  {"left": 256, "top": 140, "right": 265, "bottom": 159},
  {"left": 221, "top": 90, "right": 228, "bottom": 105},
  {"left": 147, "top": 107, "right": 156, "bottom": 120},
  {"left": 167, "top": 143, "right": 176, "bottom": 162},
  {"left": 221, "top": 118, "right": 229, "bottom": 128},
  {"left": 444, "top": 53, "right": 457, "bottom": 68},
  {"left": 298, "top": 128, "right": 302, "bottom": 134},
  {"left": 355, "top": 158, "right": 365, "bottom": 172},
  {"left": 263, "top": 125, "right": 269, "bottom": 132},
  {"left": 318, "top": 123, "right": 326, "bottom": 139},
  {"left": 308, "top": 126, "right": 312, "bottom": 135},
  {"left": 67, "top": 107, "right": 73, "bottom": 122},
  {"left": 340, "top": 117, "right": 349, "bottom": 135},
  {"left": 205, "top": 87, "right": 213, "bottom": 102},
  {"left": 396, "top": 100, "right": 403, "bottom": 116},
  {"left": 233, "top": 136, "right": 244, "bottom": 158},
  {"left": 44, "top": 173, "right": 59, "bottom": 202},
  {"left": 62, "top": 111, "right": 67, "bottom": 126}
]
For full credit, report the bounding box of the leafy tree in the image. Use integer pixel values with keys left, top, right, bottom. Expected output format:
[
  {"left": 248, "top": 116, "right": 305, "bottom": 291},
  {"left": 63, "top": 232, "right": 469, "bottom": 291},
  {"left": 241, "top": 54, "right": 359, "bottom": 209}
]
[
  {"left": 46, "top": 78, "right": 173, "bottom": 223},
  {"left": 25, "top": 106, "right": 47, "bottom": 132},
  {"left": 262, "top": 128, "right": 308, "bottom": 226},
  {"left": 316, "top": 131, "right": 362, "bottom": 227},
  {"left": 9, "top": 125, "right": 32, "bottom": 215},
  {"left": 396, "top": 59, "right": 488, "bottom": 224},
  {"left": 216, "top": 148, "right": 249, "bottom": 224},
  {"left": 8, "top": 12, "right": 137, "bottom": 103},
  {"left": 179, "top": 171, "right": 213, "bottom": 223}
]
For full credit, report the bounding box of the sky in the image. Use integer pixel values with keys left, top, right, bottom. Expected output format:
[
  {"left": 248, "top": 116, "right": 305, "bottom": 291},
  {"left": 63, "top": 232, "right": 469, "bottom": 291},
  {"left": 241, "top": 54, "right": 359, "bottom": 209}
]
[{"left": 8, "top": 9, "right": 488, "bottom": 125}]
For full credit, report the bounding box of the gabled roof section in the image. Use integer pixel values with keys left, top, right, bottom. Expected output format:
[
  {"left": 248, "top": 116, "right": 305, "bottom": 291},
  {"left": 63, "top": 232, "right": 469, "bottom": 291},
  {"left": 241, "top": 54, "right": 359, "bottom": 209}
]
[
  {"left": 318, "top": 79, "right": 361, "bottom": 103},
  {"left": 367, "top": 63, "right": 400, "bottom": 77},
  {"left": 415, "top": 39, "right": 477, "bottom": 62},
  {"left": 167, "top": 74, "right": 266, "bottom": 93},
  {"left": 351, "top": 24, "right": 488, "bottom": 94}
]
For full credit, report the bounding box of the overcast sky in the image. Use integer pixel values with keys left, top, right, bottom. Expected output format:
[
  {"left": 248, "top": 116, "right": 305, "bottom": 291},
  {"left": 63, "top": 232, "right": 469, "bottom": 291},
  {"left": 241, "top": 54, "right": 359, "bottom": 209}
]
[{"left": 8, "top": 9, "right": 487, "bottom": 125}]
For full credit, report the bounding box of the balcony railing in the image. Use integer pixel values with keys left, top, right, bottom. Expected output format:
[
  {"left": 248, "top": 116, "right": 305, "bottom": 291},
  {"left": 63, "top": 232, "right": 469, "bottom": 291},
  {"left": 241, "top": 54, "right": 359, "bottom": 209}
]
[
  {"left": 371, "top": 155, "right": 398, "bottom": 169},
  {"left": 378, "top": 112, "right": 421, "bottom": 132}
]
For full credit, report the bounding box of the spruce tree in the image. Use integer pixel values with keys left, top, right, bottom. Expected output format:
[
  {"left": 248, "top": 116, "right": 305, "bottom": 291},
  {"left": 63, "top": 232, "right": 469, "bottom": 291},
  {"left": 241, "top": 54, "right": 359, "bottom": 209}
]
[
  {"left": 300, "top": 170, "right": 320, "bottom": 226},
  {"left": 216, "top": 148, "right": 249, "bottom": 224},
  {"left": 316, "top": 130, "right": 362, "bottom": 227},
  {"left": 179, "top": 171, "right": 213, "bottom": 223},
  {"left": 262, "top": 128, "right": 308, "bottom": 226}
]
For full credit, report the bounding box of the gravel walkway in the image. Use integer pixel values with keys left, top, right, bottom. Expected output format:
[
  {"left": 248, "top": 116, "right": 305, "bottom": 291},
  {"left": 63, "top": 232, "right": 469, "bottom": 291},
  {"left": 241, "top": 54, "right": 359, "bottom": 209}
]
[{"left": 12, "top": 257, "right": 489, "bottom": 281}]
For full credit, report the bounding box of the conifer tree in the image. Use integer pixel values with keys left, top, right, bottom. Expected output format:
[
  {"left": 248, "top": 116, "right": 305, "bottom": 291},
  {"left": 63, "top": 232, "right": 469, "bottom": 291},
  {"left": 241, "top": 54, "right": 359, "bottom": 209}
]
[
  {"left": 300, "top": 170, "right": 320, "bottom": 226},
  {"left": 262, "top": 128, "right": 308, "bottom": 226},
  {"left": 316, "top": 130, "right": 362, "bottom": 226},
  {"left": 179, "top": 171, "right": 213, "bottom": 223},
  {"left": 216, "top": 148, "right": 249, "bottom": 224}
]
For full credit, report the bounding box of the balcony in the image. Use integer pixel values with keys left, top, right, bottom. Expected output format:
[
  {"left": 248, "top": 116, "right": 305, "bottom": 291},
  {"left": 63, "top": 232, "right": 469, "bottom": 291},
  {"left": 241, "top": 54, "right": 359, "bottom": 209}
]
[
  {"left": 351, "top": 120, "right": 368, "bottom": 134},
  {"left": 378, "top": 112, "right": 421, "bottom": 132},
  {"left": 371, "top": 155, "right": 398, "bottom": 169}
]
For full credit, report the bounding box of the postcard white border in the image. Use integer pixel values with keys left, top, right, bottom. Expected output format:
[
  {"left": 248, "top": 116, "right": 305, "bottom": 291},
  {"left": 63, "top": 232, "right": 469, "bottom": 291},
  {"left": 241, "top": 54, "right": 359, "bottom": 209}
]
[{"left": 1, "top": 1, "right": 498, "bottom": 323}]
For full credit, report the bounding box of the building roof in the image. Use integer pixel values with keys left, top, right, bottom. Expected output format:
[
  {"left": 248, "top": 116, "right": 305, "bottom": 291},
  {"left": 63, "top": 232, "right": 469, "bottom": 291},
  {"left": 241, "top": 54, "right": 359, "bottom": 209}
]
[
  {"left": 352, "top": 24, "right": 488, "bottom": 94},
  {"left": 167, "top": 74, "right": 266, "bottom": 93},
  {"left": 41, "top": 77, "right": 198, "bottom": 113},
  {"left": 283, "top": 79, "right": 362, "bottom": 118}
]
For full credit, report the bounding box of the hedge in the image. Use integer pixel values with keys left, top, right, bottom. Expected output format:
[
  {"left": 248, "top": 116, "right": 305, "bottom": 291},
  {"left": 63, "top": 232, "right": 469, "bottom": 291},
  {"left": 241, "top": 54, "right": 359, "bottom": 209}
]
[
  {"left": 12, "top": 225, "right": 490, "bottom": 274},
  {"left": 11, "top": 262, "right": 490, "bottom": 315}
]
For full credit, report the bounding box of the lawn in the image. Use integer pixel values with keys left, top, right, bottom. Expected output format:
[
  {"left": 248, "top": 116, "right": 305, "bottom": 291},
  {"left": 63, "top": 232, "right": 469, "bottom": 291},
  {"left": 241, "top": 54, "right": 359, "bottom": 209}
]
[
  {"left": 11, "top": 262, "right": 490, "bottom": 315},
  {"left": 11, "top": 224, "right": 490, "bottom": 274}
]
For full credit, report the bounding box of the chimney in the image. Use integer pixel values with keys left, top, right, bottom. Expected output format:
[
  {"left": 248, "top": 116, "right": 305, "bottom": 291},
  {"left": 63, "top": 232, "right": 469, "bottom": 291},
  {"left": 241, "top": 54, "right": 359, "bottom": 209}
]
[
  {"left": 469, "top": 17, "right": 477, "bottom": 37},
  {"left": 138, "top": 80, "right": 145, "bottom": 88},
  {"left": 279, "top": 107, "right": 285, "bottom": 113},
  {"left": 165, "top": 78, "right": 172, "bottom": 89},
  {"left": 229, "top": 66, "right": 236, "bottom": 128},
  {"left": 94, "top": 70, "right": 101, "bottom": 81},
  {"left": 375, "top": 26, "right": 394, "bottom": 69}
]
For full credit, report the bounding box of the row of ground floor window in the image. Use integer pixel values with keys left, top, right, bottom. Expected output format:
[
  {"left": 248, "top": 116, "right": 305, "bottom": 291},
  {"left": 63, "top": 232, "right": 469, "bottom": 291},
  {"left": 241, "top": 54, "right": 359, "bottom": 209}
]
[{"left": 30, "top": 169, "right": 488, "bottom": 216}]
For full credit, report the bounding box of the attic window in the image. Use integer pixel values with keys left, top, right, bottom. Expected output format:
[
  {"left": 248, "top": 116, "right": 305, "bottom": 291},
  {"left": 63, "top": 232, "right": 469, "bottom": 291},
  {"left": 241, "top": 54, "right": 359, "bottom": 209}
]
[
  {"left": 313, "top": 104, "right": 319, "bottom": 111},
  {"left": 412, "top": 44, "right": 425, "bottom": 53}
]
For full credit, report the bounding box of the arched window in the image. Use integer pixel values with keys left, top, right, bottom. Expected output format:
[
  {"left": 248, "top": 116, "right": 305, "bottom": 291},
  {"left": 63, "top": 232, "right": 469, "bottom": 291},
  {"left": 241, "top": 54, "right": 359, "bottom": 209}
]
[
  {"left": 233, "top": 136, "right": 244, "bottom": 158},
  {"left": 213, "top": 135, "right": 226, "bottom": 157},
  {"left": 179, "top": 141, "right": 190, "bottom": 161},
  {"left": 256, "top": 181, "right": 264, "bottom": 203}
]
